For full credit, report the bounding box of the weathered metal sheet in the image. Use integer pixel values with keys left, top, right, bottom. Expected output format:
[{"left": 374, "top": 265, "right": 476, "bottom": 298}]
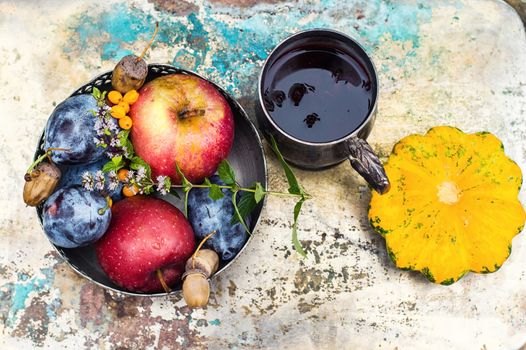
[{"left": 1, "top": 0, "right": 525, "bottom": 348}]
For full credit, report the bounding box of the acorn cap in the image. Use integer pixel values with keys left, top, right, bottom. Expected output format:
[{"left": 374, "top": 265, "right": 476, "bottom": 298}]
[
  {"left": 184, "top": 249, "right": 219, "bottom": 278},
  {"left": 23, "top": 162, "right": 61, "bottom": 206},
  {"left": 111, "top": 55, "right": 148, "bottom": 93}
]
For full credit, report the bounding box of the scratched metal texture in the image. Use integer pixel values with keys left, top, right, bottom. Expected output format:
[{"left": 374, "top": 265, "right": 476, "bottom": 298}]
[{"left": 1, "top": 0, "right": 525, "bottom": 349}]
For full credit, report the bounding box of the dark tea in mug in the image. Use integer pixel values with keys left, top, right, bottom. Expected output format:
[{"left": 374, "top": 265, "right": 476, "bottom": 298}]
[{"left": 262, "top": 46, "right": 375, "bottom": 143}]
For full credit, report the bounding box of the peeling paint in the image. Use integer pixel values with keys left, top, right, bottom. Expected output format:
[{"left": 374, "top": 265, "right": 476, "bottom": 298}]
[{"left": 2, "top": 0, "right": 526, "bottom": 349}]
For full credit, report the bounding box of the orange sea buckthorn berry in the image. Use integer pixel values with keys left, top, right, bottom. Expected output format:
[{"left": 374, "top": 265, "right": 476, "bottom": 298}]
[
  {"left": 118, "top": 101, "right": 130, "bottom": 113},
  {"left": 108, "top": 90, "right": 123, "bottom": 105},
  {"left": 122, "top": 89, "right": 139, "bottom": 104},
  {"left": 119, "top": 116, "right": 133, "bottom": 130},
  {"left": 106, "top": 196, "right": 113, "bottom": 208},
  {"left": 123, "top": 184, "right": 139, "bottom": 197},
  {"left": 117, "top": 169, "right": 129, "bottom": 182},
  {"left": 110, "top": 105, "right": 126, "bottom": 119}
]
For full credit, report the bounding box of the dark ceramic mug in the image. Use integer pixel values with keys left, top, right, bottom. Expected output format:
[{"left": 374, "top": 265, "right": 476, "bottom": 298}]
[{"left": 256, "top": 29, "right": 390, "bottom": 194}]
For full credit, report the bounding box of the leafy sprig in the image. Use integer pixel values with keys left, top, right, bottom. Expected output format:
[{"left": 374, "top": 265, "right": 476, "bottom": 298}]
[
  {"left": 84, "top": 144, "right": 311, "bottom": 256},
  {"left": 171, "top": 137, "right": 311, "bottom": 257},
  {"left": 270, "top": 136, "right": 310, "bottom": 257}
]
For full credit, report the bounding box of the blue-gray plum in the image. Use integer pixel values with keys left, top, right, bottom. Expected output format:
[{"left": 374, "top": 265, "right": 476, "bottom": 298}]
[
  {"left": 42, "top": 185, "right": 111, "bottom": 248},
  {"left": 44, "top": 94, "right": 104, "bottom": 165},
  {"left": 58, "top": 158, "right": 123, "bottom": 202},
  {"left": 187, "top": 176, "right": 249, "bottom": 260}
]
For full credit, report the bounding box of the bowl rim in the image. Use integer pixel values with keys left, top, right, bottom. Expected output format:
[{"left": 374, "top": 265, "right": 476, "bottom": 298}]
[{"left": 35, "top": 63, "right": 268, "bottom": 297}]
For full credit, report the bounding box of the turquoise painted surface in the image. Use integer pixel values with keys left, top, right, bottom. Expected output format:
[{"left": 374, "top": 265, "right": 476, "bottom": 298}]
[
  {"left": 209, "top": 318, "right": 221, "bottom": 326},
  {"left": 0, "top": 267, "right": 59, "bottom": 327},
  {"left": 67, "top": 0, "right": 447, "bottom": 95}
]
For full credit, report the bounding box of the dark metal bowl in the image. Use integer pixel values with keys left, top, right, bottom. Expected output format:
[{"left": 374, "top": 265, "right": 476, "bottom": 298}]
[{"left": 34, "top": 64, "right": 267, "bottom": 296}]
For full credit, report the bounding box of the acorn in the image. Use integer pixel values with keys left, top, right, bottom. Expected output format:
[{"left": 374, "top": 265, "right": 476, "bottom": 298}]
[
  {"left": 182, "top": 249, "right": 219, "bottom": 308},
  {"left": 111, "top": 55, "right": 148, "bottom": 94},
  {"left": 111, "top": 22, "right": 158, "bottom": 94},
  {"left": 23, "top": 162, "right": 61, "bottom": 206},
  {"left": 184, "top": 249, "right": 219, "bottom": 275}
]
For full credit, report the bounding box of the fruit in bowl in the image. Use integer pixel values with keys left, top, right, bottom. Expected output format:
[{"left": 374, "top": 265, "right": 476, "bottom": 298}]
[
  {"left": 130, "top": 74, "right": 234, "bottom": 184},
  {"left": 28, "top": 60, "right": 308, "bottom": 305},
  {"left": 95, "top": 196, "right": 195, "bottom": 293},
  {"left": 188, "top": 175, "right": 249, "bottom": 260},
  {"left": 45, "top": 95, "right": 106, "bottom": 165},
  {"left": 43, "top": 185, "right": 111, "bottom": 248}
]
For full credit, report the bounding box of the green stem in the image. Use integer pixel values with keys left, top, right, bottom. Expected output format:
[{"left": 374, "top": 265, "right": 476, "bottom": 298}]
[
  {"left": 26, "top": 148, "right": 70, "bottom": 173},
  {"left": 27, "top": 153, "right": 50, "bottom": 173},
  {"left": 97, "top": 200, "right": 111, "bottom": 215}
]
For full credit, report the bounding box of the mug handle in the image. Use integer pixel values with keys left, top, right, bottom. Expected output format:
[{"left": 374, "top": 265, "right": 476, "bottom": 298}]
[{"left": 346, "top": 136, "right": 390, "bottom": 194}]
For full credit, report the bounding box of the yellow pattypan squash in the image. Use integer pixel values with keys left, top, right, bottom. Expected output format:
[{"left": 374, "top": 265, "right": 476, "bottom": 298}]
[{"left": 369, "top": 126, "right": 526, "bottom": 285}]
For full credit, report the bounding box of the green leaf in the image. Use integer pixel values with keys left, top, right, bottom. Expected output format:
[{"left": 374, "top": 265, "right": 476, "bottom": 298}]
[
  {"left": 102, "top": 160, "right": 117, "bottom": 173},
  {"left": 232, "top": 190, "right": 251, "bottom": 235},
  {"left": 208, "top": 184, "right": 224, "bottom": 200},
  {"left": 92, "top": 87, "right": 101, "bottom": 99},
  {"left": 175, "top": 163, "right": 191, "bottom": 190},
  {"left": 112, "top": 155, "right": 123, "bottom": 166},
  {"left": 118, "top": 129, "right": 130, "bottom": 143},
  {"left": 231, "top": 190, "right": 257, "bottom": 228},
  {"left": 203, "top": 178, "right": 212, "bottom": 186},
  {"left": 292, "top": 199, "right": 307, "bottom": 258},
  {"left": 125, "top": 139, "right": 134, "bottom": 158},
  {"left": 104, "top": 129, "right": 111, "bottom": 136},
  {"left": 217, "top": 159, "right": 236, "bottom": 186},
  {"left": 142, "top": 184, "right": 153, "bottom": 195},
  {"left": 254, "top": 182, "right": 265, "bottom": 203},
  {"left": 269, "top": 136, "right": 303, "bottom": 195},
  {"left": 163, "top": 176, "right": 172, "bottom": 189},
  {"left": 101, "top": 159, "right": 124, "bottom": 173},
  {"left": 130, "top": 156, "right": 151, "bottom": 176}
]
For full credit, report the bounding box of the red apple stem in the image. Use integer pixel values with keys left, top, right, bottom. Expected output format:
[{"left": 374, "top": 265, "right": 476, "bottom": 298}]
[
  {"left": 156, "top": 269, "right": 172, "bottom": 293},
  {"left": 192, "top": 230, "right": 217, "bottom": 270},
  {"left": 137, "top": 22, "right": 159, "bottom": 62},
  {"left": 178, "top": 108, "right": 206, "bottom": 120}
]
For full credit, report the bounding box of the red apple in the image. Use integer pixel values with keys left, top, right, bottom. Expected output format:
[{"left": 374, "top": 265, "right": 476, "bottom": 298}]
[
  {"left": 95, "top": 196, "right": 195, "bottom": 293},
  {"left": 129, "top": 74, "right": 234, "bottom": 184}
]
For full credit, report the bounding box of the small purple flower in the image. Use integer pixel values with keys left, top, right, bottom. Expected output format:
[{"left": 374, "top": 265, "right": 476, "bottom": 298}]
[
  {"left": 108, "top": 120, "right": 119, "bottom": 132},
  {"left": 122, "top": 146, "right": 130, "bottom": 158},
  {"left": 94, "top": 137, "right": 105, "bottom": 147},
  {"left": 94, "top": 171, "right": 105, "bottom": 191},
  {"left": 156, "top": 175, "right": 170, "bottom": 195},
  {"left": 125, "top": 170, "right": 135, "bottom": 183},
  {"left": 107, "top": 170, "right": 119, "bottom": 191},
  {"left": 110, "top": 137, "right": 119, "bottom": 148},
  {"left": 81, "top": 172, "right": 94, "bottom": 191},
  {"left": 94, "top": 119, "right": 104, "bottom": 136},
  {"left": 136, "top": 166, "right": 147, "bottom": 182}
]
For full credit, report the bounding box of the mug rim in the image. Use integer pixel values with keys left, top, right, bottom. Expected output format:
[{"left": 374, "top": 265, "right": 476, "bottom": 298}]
[{"left": 258, "top": 28, "right": 379, "bottom": 147}]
